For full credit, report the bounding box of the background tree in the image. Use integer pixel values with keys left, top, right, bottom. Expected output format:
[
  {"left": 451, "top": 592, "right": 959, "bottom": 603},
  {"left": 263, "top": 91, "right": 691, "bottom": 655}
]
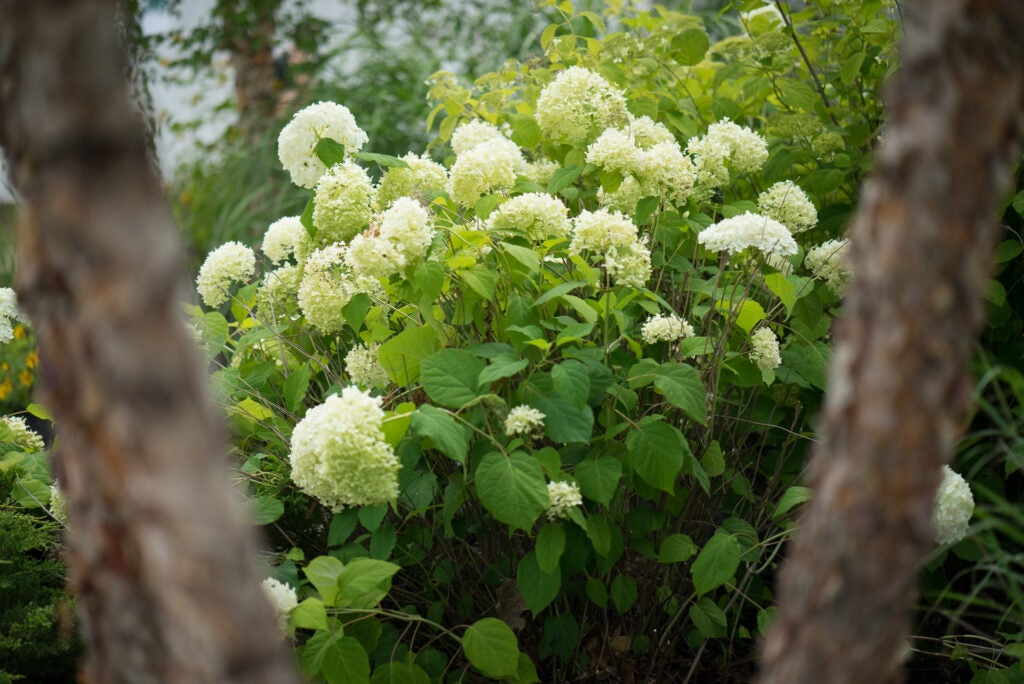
[
  {"left": 0, "top": 1, "right": 300, "bottom": 682},
  {"left": 758, "top": 1, "right": 1024, "bottom": 681}
]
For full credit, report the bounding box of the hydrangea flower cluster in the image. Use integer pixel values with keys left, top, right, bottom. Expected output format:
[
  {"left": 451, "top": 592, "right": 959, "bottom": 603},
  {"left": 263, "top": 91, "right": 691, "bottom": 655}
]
[
  {"left": 376, "top": 153, "right": 448, "bottom": 208},
  {"left": 545, "top": 481, "right": 583, "bottom": 521},
  {"left": 933, "top": 465, "right": 974, "bottom": 545},
  {"left": 297, "top": 245, "right": 375, "bottom": 333},
  {"left": 260, "top": 577, "right": 298, "bottom": 632},
  {"left": 448, "top": 135, "right": 523, "bottom": 207},
  {"left": 277, "top": 101, "right": 368, "bottom": 188},
  {"left": 0, "top": 415, "right": 45, "bottom": 452},
  {"left": 586, "top": 119, "right": 695, "bottom": 205},
  {"left": 804, "top": 239, "right": 852, "bottom": 295},
  {"left": 697, "top": 212, "right": 797, "bottom": 256},
  {"left": 749, "top": 327, "right": 782, "bottom": 372},
  {"left": 535, "top": 66, "right": 630, "bottom": 146},
  {"left": 687, "top": 119, "right": 768, "bottom": 189},
  {"left": 505, "top": 405, "right": 546, "bottom": 436},
  {"left": 262, "top": 216, "right": 308, "bottom": 265},
  {"left": 346, "top": 197, "right": 435, "bottom": 280},
  {"left": 570, "top": 209, "right": 652, "bottom": 287},
  {"left": 289, "top": 386, "right": 400, "bottom": 511},
  {"left": 641, "top": 314, "right": 695, "bottom": 344},
  {"left": 312, "top": 161, "right": 377, "bottom": 243},
  {"left": 196, "top": 241, "right": 256, "bottom": 307},
  {"left": 0, "top": 288, "right": 24, "bottom": 344},
  {"left": 345, "top": 343, "right": 389, "bottom": 389},
  {"left": 484, "top": 193, "right": 571, "bottom": 242},
  {"left": 256, "top": 264, "right": 303, "bottom": 325},
  {"left": 757, "top": 181, "right": 817, "bottom": 233},
  {"left": 450, "top": 119, "right": 507, "bottom": 155}
]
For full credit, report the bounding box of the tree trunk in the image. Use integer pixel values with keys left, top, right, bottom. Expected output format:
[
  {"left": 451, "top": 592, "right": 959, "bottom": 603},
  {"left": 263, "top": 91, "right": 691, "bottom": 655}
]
[
  {"left": 217, "top": 0, "right": 281, "bottom": 142},
  {"left": 0, "top": 2, "right": 300, "bottom": 683},
  {"left": 758, "top": 2, "right": 1024, "bottom": 683}
]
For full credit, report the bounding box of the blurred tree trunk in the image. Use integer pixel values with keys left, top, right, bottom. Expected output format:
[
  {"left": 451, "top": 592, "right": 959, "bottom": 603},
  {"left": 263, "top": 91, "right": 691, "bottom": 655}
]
[
  {"left": 0, "top": 2, "right": 300, "bottom": 683},
  {"left": 216, "top": 0, "right": 282, "bottom": 141},
  {"left": 758, "top": 2, "right": 1024, "bottom": 683}
]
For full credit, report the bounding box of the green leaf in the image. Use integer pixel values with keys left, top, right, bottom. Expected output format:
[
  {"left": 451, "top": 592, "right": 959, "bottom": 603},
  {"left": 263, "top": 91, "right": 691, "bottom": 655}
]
[
  {"left": 691, "top": 532, "right": 742, "bottom": 596},
  {"left": 420, "top": 349, "right": 486, "bottom": 408},
  {"left": 300, "top": 194, "right": 316, "bottom": 239},
  {"left": 381, "top": 403, "right": 413, "bottom": 447},
  {"left": 516, "top": 551, "right": 561, "bottom": 616},
  {"left": 476, "top": 452, "right": 548, "bottom": 531},
  {"left": 358, "top": 505, "right": 387, "bottom": 531},
  {"left": 479, "top": 353, "right": 529, "bottom": 385},
  {"left": 335, "top": 558, "right": 400, "bottom": 609},
  {"left": 531, "top": 394, "right": 594, "bottom": 444},
  {"left": 764, "top": 272, "right": 796, "bottom": 314},
  {"left": 756, "top": 607, "right": 777, "bottom": 636},
  {"left": 291, "top": 597, "right": 328, "bottom": 631},
  {"left": 772, "top": 485, "right": 812, "bottom": 520},
  {"left": 653, "top": 362, "right": 706, "bottom": 423},
  {"left": 315, "top": 137, "right": 346, "bottom": 167},
  {"left": 701, "top": 440, "right": 725, "bottom": 478},
  {"left": 457, "top": 265, "right": 498, "bottom": 300},
  {"left": 672, "top": 27, "right": 709, "bottom": 66},
  {"left": 342, "top": 293, "right": 373, "bottom": 332},
  {"left": 586, "top": 515, "right": 612, "bottom": 556},
  {"left": 378, "top": 325, "right": 439, "bottom": 387},
  {"left": 370, "top": 663, "right": 431, "bottom": 684},
  {"left": 250, "top": 495, "right": 284, "bottom": 525},
  {"left": 305, "top": 555, "right": 344, "bottom": 606},
  {"left": 536, "top": 523, "right": 566, "bottom": 574},
  {"left": 533, "top": 280, "right": 588, "bottom": 307},
  {"left": 626, "top": 418, "right": 685, "bottom": 493},
  {"left": 410, "top": 405, "right": 468, "bottom": 463},
  {"left": 463, "top": 618, "right": 521, "bottom": 679},
  {"left": 26, "top": 402, "right": 52, "bottom": 421},
  {"left": 353, "top": 151, "right": 409, "bottom": 168},
  {"left": 1012, "top": 189, "right": 1024, "bottom": 217},
  {"left": 547, "top": 165, "right": 583, "bottom": 194},
  {"left": 781, "top": 341, "right": 831, "bottom": 390},
  {"left": 322, "top": 636, "right": 370, "bottom": 684},
  {"left": 779, "top": 80, "right": 818, "bottom": 111},
  {"left": 500, "top": 242, "right": 541, "bottom": 273},
  {"left": 551, "top": 360, "right": 590, "bottom": 409},
  {"left": 328, "top": 511, "right": 358, "bottom": 547},
  {"left": 995, "top": 239, "right": 1023, "bottom": 264},
  {"left": 689, "top": 597, "right": 727, "bottom": 639},
  {"left": 610, "top": 575, "right": 638, "bottom": 613},
  {"left": 283, "top": 365, "right": 310, "bottom": 413},
  {"left": 369, "top": 524, "right": 396, "bottom": 559},
  {"left": 658, "top": 534, "right": 697, "bottom": 563},
  {"left": 839, "top": 50, "right": 866, "bottom": 85},
  {"left": 574, "top": 457, "right": 622, "bottom": 506}
]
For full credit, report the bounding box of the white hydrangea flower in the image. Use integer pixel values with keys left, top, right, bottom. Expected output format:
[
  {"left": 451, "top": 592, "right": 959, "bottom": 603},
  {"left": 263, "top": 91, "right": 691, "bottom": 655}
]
[
  {"left": 535, "top": 66, "right": 629, "bottom": 146},
  {"left": 278, "top": 101, "right": 369, "bottom": 189},
  {"left": 629, "top": 115, "right": 676, "bottom": 149},
  {"left": 749, "top": 327, "right": 781, "bottom": 372},
  {"left": 347, "top": 197, "right": 435, "bottom": 280},
  {"left": 262, "top": 216, "right": 308, "bottom": 265},
  {"left": 804, "top": 239, "right": 852, "bottom": 295},
  {"left": 484, "top": 193, "right": 571, "bottom": 242},
  {"left": 586, "top": 127, "right": 642, "bottom": 176},
  {"left": 345, "top": 344, "right": 389, "bottom": 389},
  {"left": 505, "top": 405, "right": 546, "bottom": 436},
  {"left": 598, "top": 175, "right": 644, "bottom": 214},
  {"left": 0, "top": 288, "right": 24, "bottom": 344},
  {"left": 260, "top": 577, "right": 298, "bottom": 632},
  {"left": 641, "top": 314, "right": 695, "bottom": 344},
  {"left": 297, "top": 244, "right": 376, "bottom": 333},
  {"left": 637, "top": 140, "right": 696, "bottom": 205},
  {"left": 521, "top": 158, "right": 561, "bottom": 188},
  {"left": 764, "top": 252, "right": 795, "bottom": 275},
  {"left": 546, "top": 481, "right": 582, "bottom": 521},
  {"left": 256, "top": 264, "right": 303, "bottom": 325},
  {"left": 376, "top": 153, "right": 448, "bottom": 208},
  {"left": 448, "top": 136, "right": 523, "bottom": 207},
  {"left": 196, "top": 241, "right": 256, "bottom": 307},
  {"left": 289, "top": 387, "right": 400, "bottom": 511},
  {"left": 698, "top": 212, "right": 797, "bottom": 256},
  {"left": 1, "top": 415, "right": 44, "bottom": 452},
  {"left": 451, "top": 119, "right": 507, "bottom": 155},
  {"left": 312, "top": 161, "right": 377, "bottom": 244},
  {"left": 757, "top": 181, "right": 817, "bottom": 234},
  {"left": 933, "top": 465, "right": 974, "bottom": 545},
  {"left": 686, "top": 119, "right": 768, "bottom": 189},
  {"left": 570, "top": 208, "right": 640, "bottom": 254},
  {"left": 49, "top": 481, "right": 68, "bottom": 524},
  {"left": 604, "top": 241, "right": 652, "bottom": 288}
]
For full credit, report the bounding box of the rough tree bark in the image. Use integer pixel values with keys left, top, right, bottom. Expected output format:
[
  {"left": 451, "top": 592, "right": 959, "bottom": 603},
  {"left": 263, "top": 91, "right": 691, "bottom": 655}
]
[
  {"left": 216, "top": 0, "right": 282, "bottom": 142},
  {"left": 758, "top": 2, "right": 1024, "bottom": 683},
  {"left": 0, "top": 2, "right": 301, "bottom": 683}
]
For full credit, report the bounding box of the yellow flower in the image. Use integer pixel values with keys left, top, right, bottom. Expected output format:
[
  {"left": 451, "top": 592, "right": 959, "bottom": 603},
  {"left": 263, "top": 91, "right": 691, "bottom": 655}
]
[
  {"left": 19, "top": 370, "right": 32, "bottom": 388},
  {"left": 0, "top": 378, "right": 12, "bottom": 400},
  {"left": 13, "top": 325, "right": 24, "bottom": 339},
  {"left": 0, "top": 362, "right": 8, "bottom": 371},
  {"left": 25, "top": 351, "right": 37, "bottom": 369}
]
